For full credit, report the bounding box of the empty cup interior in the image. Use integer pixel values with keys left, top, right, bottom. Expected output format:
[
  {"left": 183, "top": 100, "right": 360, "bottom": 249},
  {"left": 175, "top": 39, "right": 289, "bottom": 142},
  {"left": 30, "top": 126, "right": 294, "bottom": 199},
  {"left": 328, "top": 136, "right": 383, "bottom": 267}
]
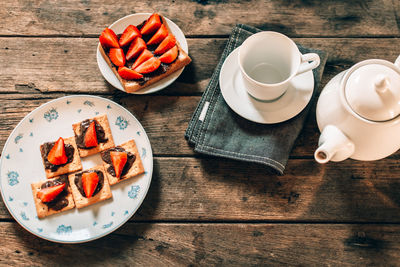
[{"left": 239, "top": 33, "right": 299, "bottom": 84}]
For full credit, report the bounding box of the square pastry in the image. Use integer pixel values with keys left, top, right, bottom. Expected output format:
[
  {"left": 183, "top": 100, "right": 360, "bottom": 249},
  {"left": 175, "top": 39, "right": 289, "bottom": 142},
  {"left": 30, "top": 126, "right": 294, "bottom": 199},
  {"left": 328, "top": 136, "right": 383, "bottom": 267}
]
[
  {"left": 31, "top": 175, "right": 75, "bottom": 219},
  {"left": 68, "top": 165, "right": 112, "bottom": 209},
  {"left": 100, "top": 139, "right": 145, "bottom": 185},
  {"left": 40, "top": 136, "right": 82, "bottom": 179},
  {"left": 72, "top": 114, "right": 115, "bottom": 158}
]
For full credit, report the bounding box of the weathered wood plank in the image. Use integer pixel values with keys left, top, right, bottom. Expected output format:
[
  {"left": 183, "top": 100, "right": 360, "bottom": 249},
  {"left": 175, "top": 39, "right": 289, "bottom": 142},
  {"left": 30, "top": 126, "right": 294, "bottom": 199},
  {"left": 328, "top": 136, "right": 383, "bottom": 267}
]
[
  {"left": 0, "top": 37, "right": 399, "bottom": 95},
  {"left": 0, "top": 222, "right": 399, "bottom": 266},
  {"left": 0, "top": 37, "right": 224, "bottom": 95},
  {"left": 395, "top": 0, "right": 400, "bottom": 30},
  {"left": 1, "top": 158, "right": 400, "bottom": 222},
  {"left": 2, "top": 94, "right": 400, "bottom": 159},
  {"left": 107, "top": 157, "right": 400, "bottom": 222},
  {"left": 0, "top": 0, "right": 398, "bottom": 37},
  {"left": 0, "top": 96, "right": 199, "bottom": 155}
]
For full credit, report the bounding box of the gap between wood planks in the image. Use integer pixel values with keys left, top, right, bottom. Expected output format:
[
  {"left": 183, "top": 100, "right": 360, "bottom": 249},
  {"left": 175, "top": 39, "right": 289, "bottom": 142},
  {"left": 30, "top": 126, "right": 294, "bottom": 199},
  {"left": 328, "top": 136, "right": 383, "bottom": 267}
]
[
  {"left": 0, "top": 35, "right": 399, "bottom": 38},
  {"left": 0, "top": 218, "right": 400, "bottom": 224}
]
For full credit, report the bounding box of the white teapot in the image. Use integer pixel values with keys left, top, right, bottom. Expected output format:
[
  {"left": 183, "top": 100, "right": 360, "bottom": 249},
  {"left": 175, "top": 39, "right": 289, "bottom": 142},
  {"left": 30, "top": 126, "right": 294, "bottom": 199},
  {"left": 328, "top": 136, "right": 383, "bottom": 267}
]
[{"left": 314, "top": 55, "right": 400, "bottom": 163}]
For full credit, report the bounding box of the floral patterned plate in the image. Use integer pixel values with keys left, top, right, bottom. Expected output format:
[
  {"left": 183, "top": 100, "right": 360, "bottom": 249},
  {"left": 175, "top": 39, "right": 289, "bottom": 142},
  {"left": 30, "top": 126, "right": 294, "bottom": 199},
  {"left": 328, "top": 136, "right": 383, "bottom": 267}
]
[{"left": 0, "top": 95, "right": 153, "bottom": 243}]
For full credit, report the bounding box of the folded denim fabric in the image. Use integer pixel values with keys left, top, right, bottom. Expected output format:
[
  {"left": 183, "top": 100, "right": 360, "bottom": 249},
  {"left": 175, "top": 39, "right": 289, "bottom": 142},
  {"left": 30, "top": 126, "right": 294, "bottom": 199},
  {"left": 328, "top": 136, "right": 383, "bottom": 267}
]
[{"left": 185, "top": 24, "right": 327, "bottom": 174}]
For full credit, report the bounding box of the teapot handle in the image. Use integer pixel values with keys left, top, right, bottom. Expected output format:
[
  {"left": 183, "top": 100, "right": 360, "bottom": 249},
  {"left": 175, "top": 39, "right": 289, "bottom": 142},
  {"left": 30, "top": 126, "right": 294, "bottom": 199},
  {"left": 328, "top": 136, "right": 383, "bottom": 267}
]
[{"left": 395, "top": 55, "right": 400, "bottom": 69}]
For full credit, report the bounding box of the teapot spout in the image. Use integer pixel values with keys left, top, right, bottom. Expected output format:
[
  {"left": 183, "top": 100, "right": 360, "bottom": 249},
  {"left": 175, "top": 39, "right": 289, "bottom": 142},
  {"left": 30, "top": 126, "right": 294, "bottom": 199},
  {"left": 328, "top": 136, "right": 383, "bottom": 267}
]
[{"left": 314, "top": 125, "right": 355, "bottom": 164}]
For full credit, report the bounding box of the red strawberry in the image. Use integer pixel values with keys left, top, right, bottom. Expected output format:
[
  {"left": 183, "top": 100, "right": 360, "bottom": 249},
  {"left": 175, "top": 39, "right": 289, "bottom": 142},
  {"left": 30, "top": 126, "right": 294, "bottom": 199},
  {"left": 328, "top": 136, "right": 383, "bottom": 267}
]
[
  {"left": 119, "top": 25, "right": 141, "bottom": 47},
  {"left": 140, "top": 13, "right": 162, "bottom": 35},
  {"left": 99, "top": 28, "right": 120, "bottom": 48},
  {"left": 37, "top": 183, "right": 66, "bottom": 203},
  {"left": 147, "top": 24, "right": 168, "bottom": 45},
  {"left": 84, "top": 121, "right": 98, "bottom": 148},
  {"left": 47, "top": 137, "right": 68, "bottom": 165},
  {"left": 82, "top": 172, "right": 99, "bottom": 198},
  {"left": 126, "top": 37, "right": 146, "bottom": 61},
  {"left": 154, "top": 33, "right": 176, "bottom": 55},
  {"left": 110, "top": 151, "right": 128, "bottom": 178},
  {"left": 159, "top": 45, "right": 178, "bottom": 64},
  {"left": 131, "top": 49, "right": 153, "bottom": 69},
  {"left": 109, "top": 48, "right": 126, "bottom": 67},
  {"left": 134, "top": 57, "right": 161, "bottom": 74},
  {"left": 118, "top": 66, "right": 143, "bottom": 80}
]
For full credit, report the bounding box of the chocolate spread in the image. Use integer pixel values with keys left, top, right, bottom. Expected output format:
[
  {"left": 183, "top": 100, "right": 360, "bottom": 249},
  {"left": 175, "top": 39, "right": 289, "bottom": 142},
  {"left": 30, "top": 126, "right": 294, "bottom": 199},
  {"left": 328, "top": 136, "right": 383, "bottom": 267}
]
[
  {"left": 40, "top": 142, "right": 75, "bottom": 172},
  {"left": 101, "top": 147, "right": 136, "bottom": 178},
  {"left": 75, "top": 119, "right": 108, "bottom": 149},
  {"left": 138, "top": 62, "right": 172, "bottom": 85},
  {"left": 74, "top": 170, "right": 104, "bottom": 198},
  {"left": 136, "top": 20, "right": 146, "bottom": 32},
  {"left": 40, "top": 175, "right": 69, "bottom": 211}
]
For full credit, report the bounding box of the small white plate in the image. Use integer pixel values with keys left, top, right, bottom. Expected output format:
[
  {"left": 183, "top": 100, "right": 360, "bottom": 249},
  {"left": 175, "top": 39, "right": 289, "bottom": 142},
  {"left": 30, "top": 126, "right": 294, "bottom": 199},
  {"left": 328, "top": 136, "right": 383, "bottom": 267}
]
[
  {"left": 0, "top": 95, "right": 153, "bottom": 243},
  {"left": 96, "top": 13, "right": 189, "bottom": 94},
  {"left": 219, "top": 47, "right": 315, "bottom": 124}
]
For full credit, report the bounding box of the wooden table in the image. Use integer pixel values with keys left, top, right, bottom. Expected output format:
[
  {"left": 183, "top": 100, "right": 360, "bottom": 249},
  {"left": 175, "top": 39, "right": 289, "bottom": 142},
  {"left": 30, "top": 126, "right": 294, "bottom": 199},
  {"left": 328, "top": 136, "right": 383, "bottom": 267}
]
[{"left": 1, "top": 0, "right": 400, "bottom": 265}]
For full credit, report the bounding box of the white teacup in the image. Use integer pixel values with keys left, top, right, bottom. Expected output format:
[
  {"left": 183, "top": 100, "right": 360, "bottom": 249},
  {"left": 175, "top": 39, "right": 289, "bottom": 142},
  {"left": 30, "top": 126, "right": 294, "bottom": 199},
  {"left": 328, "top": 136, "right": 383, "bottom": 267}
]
[{"left": 238, "top": 31, "right": 320, "bottom": 101}]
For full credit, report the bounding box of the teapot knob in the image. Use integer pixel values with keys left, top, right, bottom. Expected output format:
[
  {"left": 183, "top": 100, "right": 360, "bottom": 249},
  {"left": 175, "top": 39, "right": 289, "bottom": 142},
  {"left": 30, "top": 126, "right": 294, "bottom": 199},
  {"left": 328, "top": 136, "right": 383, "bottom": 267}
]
[{"left": 375, "top": 75, "right": 390, "bottom": 94}]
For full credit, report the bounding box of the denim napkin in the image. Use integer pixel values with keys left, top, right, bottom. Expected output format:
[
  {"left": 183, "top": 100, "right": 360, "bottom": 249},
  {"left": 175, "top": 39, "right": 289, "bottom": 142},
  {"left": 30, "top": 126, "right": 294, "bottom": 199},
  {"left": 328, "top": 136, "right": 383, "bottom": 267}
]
[{"left": 185, "top": 24, "right": 327, "bottom": 174}]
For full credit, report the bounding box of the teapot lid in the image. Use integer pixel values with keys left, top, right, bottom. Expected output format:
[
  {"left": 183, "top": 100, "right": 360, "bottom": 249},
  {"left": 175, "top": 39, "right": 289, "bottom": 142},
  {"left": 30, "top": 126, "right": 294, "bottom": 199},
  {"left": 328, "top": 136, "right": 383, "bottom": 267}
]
[{"left": 345, "top": 62, "right": 400, "bottom": 121}]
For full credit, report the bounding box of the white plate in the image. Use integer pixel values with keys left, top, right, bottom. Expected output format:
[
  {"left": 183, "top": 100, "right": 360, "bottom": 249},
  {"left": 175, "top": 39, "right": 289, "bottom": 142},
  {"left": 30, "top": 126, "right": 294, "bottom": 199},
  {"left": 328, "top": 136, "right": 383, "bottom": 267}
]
[
  {"left": 219, "top": 47, "right": 315, "bottom": 124},
  {"left": 0, "top": 95, "right": 153, "bottom": 243},
  {"left": 96, "top": 13, "right": 189, "bottom": 94}
]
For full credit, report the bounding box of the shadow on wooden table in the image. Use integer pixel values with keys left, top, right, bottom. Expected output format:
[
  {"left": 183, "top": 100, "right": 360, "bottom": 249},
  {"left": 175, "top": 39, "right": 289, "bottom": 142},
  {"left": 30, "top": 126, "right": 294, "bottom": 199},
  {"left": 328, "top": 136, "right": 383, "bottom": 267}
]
[
  {"left": 197, "top": 157, "right": 400, "bottom": 264},
  {"left": 198, "top": 156, "right": 400, "bottom": 223},
  {"left": 197, "top": 156, "right": 325, "bottom": 220},
  {"left": 305, "top": 160, "right": 400, "bottom": 263},
  {"left": 308, "top": 160, "right": 400, "bottom": 222}
]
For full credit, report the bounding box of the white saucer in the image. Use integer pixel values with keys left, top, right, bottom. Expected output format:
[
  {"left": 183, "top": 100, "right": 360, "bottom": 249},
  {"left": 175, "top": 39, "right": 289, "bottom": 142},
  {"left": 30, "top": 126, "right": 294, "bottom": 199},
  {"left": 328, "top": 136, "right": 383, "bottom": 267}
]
[
  {"left": 219, "top": 47, "right": 315, "bottom": 124},
  {"left": 96, "top": 13, "right": 189, "bottom": 94}
]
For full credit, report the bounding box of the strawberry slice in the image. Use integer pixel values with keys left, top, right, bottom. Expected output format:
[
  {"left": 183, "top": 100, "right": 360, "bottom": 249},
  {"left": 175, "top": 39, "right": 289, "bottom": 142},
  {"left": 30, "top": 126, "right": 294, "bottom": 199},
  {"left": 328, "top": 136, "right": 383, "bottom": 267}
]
[
  {"left": 47, "top": 137, "right": 68, "bottom": 165},
  {"left": 131, "top": 49, "right": 153, "bottom": 69},
  {"left": 134, "top": 57, "right": 161, "bottom": 74},
  {"left": 119, "top": 25, "right": 141, "bottom": 47},
  {"left": 154, "top": 33, "right": 176, "bottom": 55},
  {"left": 82, "top": 172, "right": 99, "bottom": 198},
  {"left": 147, "top": 24, "right": 168, "bottom": 45},
  {"left": 126, "top": 37, "right": 146, "bottom": 61},
  {"left": 99, "top": 28, "right": 120, "bottom": 48},
  {"left": 140, "top": 13, "right": 162, "bottom": 35},
  {"left": 110, "top": 151, "right": 128, "bottom": 178},
  {"left": 84, "top": 121, "right": 98, "bottom": 148},
  {"left": 37, "top": 183, "right": 66, "bottom": 203},
  {"left": 159, "top": 45, "right": 178, "bottom": 64},
  {"left": 109, "top": 48, "right": 126, "bottom": 67},
  {"left": 118, "top": 66, "right": 143, "bottom": 80}
]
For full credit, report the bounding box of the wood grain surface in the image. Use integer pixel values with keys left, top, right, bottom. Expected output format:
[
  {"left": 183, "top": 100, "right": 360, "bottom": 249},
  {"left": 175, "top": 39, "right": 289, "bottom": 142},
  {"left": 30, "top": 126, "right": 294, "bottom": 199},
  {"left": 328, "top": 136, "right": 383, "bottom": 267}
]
[
  {"left": 1, "top": 158, "right": 400, "bottom": 222},
  {"left": 3, "top": 93, "right": 400, "bottom": 158},
  {"left": 1, "top": 38, "right": 399, "bottom": 94},
  {"left": 0, "top": 0, "right": 399, "bottom": 37},
  {"left": 1, "top": 0, "right": 400, "bottom": 265},
  {"left": 1, "top": 222, "right": 399, "bottom": 266}
]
